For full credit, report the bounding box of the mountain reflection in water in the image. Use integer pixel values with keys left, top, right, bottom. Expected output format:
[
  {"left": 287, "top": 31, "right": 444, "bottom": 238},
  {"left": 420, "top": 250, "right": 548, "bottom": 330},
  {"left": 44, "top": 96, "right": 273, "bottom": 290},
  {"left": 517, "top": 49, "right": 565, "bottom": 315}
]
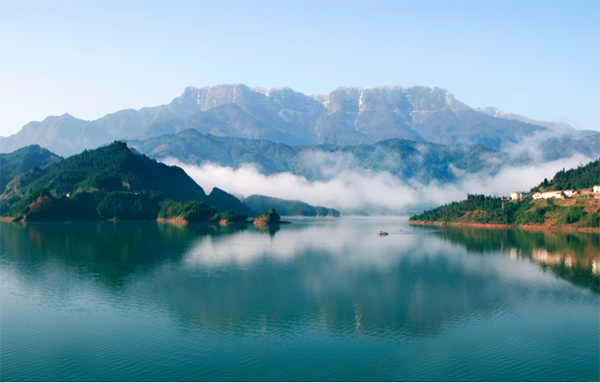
[{"left": 1, "top": 219, "right": 598, "bottom": 382}]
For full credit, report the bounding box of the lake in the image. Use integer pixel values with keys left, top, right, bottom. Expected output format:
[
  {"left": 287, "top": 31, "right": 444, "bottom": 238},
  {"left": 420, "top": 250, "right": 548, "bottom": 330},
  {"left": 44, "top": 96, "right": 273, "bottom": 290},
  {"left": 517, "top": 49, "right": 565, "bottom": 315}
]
[{"left": 1, "top": 218, "right": 598, "bottom": 381}]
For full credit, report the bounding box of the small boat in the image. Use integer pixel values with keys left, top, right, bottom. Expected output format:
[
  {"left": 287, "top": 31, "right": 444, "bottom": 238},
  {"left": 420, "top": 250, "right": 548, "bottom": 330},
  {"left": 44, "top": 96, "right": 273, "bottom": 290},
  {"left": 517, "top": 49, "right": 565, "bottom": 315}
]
[{"left": 377, "top": 231, "right": 389, "bottom": 236}]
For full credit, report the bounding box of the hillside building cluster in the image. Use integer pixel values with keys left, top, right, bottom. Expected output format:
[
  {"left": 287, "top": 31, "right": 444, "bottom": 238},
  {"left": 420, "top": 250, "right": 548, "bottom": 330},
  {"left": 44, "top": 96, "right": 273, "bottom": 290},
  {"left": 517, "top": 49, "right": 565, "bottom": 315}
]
[{"left": 510, "top": 186, "right": 600, "bottom": 201}]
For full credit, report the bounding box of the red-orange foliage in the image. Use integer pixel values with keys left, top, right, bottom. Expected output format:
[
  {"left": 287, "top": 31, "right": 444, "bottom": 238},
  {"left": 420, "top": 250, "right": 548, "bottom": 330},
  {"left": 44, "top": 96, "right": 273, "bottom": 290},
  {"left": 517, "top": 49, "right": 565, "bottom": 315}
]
[{"left": 28, "top": 196, "right": 53, "bottom": 214}]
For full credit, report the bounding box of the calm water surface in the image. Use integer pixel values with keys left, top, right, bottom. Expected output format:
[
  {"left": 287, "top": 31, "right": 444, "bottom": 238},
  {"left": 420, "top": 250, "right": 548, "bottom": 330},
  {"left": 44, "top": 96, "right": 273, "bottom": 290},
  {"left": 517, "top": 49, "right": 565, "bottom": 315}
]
[{"left": 1, "top": 218, "right": 599, "bottom": 381}]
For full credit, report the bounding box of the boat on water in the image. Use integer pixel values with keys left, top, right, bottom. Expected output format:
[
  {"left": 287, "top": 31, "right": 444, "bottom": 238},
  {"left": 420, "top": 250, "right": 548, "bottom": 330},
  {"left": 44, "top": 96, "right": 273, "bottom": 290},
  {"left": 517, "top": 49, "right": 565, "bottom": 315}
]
[{"left": 377, "top": 231, "right": 389, "bottom": 236}]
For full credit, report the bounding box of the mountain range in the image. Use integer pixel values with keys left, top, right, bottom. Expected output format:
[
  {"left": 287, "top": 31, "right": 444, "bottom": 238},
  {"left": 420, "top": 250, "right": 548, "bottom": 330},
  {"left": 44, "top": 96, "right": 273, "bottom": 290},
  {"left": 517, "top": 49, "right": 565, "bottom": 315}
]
[
  {"left": 3, "top": 84, "right": 597, "bottom": 157},
  {"left": 128, "top": 129, "right": 600, "bottom": 185}
]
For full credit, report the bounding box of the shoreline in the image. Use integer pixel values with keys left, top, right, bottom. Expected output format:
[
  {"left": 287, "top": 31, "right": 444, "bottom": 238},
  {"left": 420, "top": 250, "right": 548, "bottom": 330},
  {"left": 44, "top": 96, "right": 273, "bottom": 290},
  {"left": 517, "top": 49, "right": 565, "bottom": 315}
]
[
  {"left": 407, "top": 220, "right": 600, "bottom": 233},
  {"left": 0, "top": 216, "right": 292, "bottom": 226},
  {"left": 157, "top": 218, "right": 252, "bottom": 226},
  {"left": 252, "top": 220, "right": 291, "bottom": 227},
  {"left": 156, "top": 218, "right": 190, "bottom": 225}
]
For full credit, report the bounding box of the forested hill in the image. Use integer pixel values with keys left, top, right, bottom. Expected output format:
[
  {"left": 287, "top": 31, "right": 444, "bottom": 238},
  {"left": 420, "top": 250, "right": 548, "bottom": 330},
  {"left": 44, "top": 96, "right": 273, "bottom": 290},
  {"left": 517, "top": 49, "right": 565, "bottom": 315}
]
[
  {"left": 409, "top": 159, "right": 600, "bottom": 230},
  {"left": 531, "top": 158, "right": 600, "bottom": 193},
  {"left": 4, "top": 141, "right": 207, "bottom": 202},
  {"left": 0, "top": 145, "right": 62, "bottom": 192},
  {"left": 0, "top": 141, "right": 253, "bottom": 221},
  {"left": 409, "top": 194, "right": 599, "bottom": 229}
]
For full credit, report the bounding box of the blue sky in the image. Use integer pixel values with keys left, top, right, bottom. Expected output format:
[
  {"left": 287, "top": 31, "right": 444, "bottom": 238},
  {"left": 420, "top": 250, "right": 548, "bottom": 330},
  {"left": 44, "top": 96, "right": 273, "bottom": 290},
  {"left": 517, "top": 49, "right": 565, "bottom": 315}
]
[{"left": 1, "top": 1, "right": 598, "bottom": 135}]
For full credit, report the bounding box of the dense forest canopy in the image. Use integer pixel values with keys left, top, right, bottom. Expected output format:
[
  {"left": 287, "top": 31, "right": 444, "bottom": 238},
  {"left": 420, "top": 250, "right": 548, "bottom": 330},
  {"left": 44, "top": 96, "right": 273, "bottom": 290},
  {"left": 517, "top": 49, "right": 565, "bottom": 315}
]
[{"left": 531, "top": 158, "right": 600, "bottom": 192}]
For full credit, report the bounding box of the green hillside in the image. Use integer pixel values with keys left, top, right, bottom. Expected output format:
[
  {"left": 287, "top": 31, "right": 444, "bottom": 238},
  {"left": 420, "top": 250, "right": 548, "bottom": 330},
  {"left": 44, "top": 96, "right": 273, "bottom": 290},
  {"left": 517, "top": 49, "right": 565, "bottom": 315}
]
[
  {"left": 0, "top": 145, "right": 62, "bottom": 192},
  {"left": 410, "top": 194, "right": 599, "bottom": 229},
  {"left": 243, "top": 195, "right": 340, "bottom": 217},
  {"left": 409, "top": 158, "right": 600, "bottom": 229},
  {"left": 0, "top": 142, "right": 253, "bottom": 221},
  {"left": 2, "top": 141, "right": 206, "bottom": 200}
]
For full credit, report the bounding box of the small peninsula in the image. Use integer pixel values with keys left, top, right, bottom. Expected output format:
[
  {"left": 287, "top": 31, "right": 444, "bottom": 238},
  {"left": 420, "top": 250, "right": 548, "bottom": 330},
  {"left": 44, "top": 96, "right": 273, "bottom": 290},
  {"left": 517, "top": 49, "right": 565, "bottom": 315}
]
[{"left": 409, "top": 158, "right": 600, "bottom": 232}]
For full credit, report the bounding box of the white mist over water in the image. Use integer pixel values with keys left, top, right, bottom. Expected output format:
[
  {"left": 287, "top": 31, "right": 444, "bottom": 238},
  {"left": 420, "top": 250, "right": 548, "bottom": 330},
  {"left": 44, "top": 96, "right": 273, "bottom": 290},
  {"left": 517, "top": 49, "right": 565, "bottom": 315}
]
[{"left": 163, "top": 154, "right": 592, "bottom": 212}]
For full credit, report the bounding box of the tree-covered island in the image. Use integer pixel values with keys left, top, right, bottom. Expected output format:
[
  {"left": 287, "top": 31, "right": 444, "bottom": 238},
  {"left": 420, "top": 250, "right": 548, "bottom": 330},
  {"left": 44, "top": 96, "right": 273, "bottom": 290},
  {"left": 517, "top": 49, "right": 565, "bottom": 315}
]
[{"left": 252, "top": 207, "right": 290, "bottom": 226}]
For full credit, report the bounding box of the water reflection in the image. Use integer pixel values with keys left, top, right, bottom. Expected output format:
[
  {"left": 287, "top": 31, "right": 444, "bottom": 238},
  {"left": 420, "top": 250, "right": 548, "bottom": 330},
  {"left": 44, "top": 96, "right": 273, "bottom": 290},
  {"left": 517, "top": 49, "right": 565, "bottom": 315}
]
[
  {"left": 0, "top": 221, "right": 248, "bottom": 288},
  {"left": 422, "top": 226, "right": 600, "bottom": 293},
  {"left": 2, "top": 220, "right": 597, "bottom": 341},
  {"left": 253, "top": 224, "right": 281, "bottom": 236}
]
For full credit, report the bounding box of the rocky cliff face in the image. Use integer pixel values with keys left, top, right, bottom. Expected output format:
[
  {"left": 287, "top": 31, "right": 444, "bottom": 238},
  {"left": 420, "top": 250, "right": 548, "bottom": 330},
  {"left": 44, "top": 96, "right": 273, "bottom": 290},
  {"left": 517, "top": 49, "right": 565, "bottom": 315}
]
[
  {"left": 0, "top": 84, "right": 587, "bottom": 156},
  {"left": 312, "top": 86, "right": 468, "bottom": 144}
]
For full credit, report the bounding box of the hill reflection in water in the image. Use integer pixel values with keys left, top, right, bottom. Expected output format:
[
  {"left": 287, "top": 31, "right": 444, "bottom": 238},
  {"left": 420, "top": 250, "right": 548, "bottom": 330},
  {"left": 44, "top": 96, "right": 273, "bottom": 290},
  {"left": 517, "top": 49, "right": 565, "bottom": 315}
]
[
  {"left": 1, "top": 219, "right": 598, "bottom": 381},
  {"left": 2, "top": 220, "right": 597, "bottom": 333},
  {"left": 421, "top": 226, "right": 600, "bottom": 293}
]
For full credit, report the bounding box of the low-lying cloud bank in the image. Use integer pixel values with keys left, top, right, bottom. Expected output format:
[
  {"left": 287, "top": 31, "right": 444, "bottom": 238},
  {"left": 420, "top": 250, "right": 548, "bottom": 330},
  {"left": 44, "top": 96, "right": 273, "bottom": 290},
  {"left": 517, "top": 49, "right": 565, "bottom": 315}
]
[{"left": 163, "top": 154, "right": 593, "bottom": 214}]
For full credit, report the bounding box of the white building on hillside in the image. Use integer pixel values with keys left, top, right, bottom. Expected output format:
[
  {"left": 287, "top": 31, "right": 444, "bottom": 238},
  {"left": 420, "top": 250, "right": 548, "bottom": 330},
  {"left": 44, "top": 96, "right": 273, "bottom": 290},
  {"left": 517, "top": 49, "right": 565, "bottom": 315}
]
[
  {"left": 593, "top": 186, "right": 600, "bottom": 193},
  {"left": 532, "top": 191, "right": 565, "bottom": 200},
  {"left": 510, "top": 192, "right": 524, "bottom": 200}
]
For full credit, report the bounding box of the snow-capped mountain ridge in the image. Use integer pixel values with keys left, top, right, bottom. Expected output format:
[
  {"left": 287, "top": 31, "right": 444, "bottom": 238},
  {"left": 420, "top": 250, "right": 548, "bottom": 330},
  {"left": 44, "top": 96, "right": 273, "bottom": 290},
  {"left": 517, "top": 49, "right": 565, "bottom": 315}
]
[{"left": 1, "top": 84, "right": 595, "bottom": 156}]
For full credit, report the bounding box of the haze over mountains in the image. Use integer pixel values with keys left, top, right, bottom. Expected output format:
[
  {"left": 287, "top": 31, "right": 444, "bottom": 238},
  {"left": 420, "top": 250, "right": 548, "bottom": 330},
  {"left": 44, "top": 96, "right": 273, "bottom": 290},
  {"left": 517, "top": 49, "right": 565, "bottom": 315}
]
[
  {"left": 2, "top": 84, "right": 596, "bottom": 157},
  {"left": 128, "top": 129, "right": 600, "bottom": 185}
]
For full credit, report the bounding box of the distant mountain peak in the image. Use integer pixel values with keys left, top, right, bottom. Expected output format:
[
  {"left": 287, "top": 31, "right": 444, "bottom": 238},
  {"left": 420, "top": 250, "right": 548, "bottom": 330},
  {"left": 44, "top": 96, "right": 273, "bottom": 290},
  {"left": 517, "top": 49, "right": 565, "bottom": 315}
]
[{"left": 37, "top": 113, "right": 77, "bottom": 123}]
